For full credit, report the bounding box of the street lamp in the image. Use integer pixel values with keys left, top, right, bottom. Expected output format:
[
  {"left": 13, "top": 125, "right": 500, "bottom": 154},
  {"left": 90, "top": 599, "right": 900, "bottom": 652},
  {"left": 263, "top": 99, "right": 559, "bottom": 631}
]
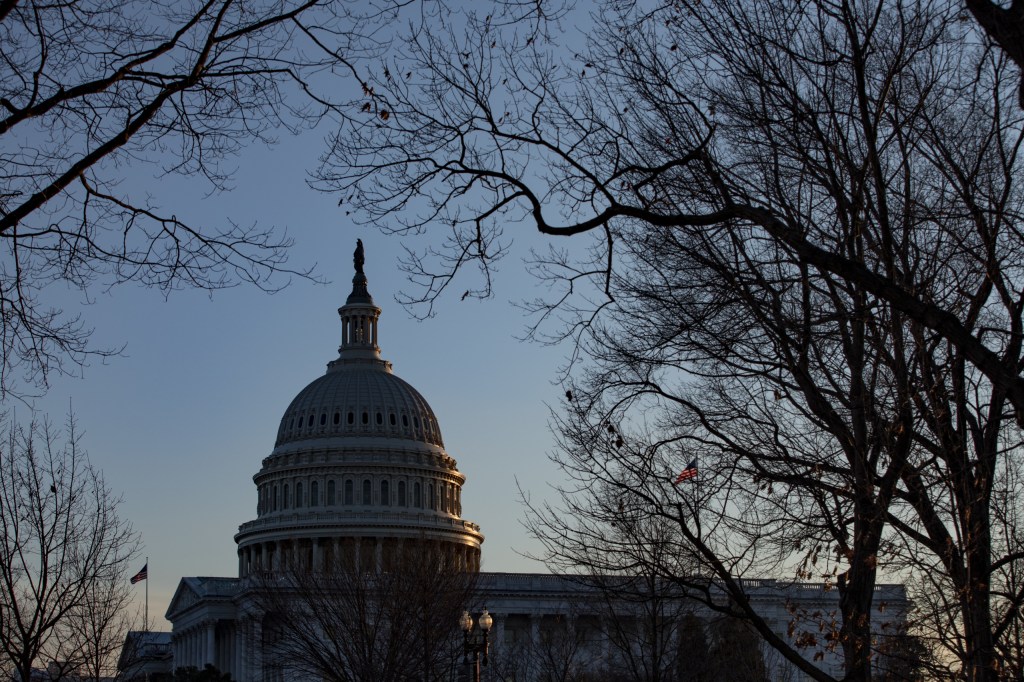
[{"left": 459, "top": 608, "right": 492, "bottom": 682}]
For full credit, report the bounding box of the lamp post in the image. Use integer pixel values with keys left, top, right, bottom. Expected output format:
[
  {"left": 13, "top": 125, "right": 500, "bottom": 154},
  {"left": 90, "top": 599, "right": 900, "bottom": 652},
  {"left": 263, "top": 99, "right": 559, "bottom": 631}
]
[{"left": 459, "top": 608, "right": 492, "bottom": 682}]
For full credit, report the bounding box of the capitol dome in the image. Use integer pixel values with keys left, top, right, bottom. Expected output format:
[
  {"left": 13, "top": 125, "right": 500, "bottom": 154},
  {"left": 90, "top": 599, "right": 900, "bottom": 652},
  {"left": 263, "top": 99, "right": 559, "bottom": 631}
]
[
  {"left": 234, "top": 241, "right": 483, "bottom": 575},
  {"left": 274, "top": 363, "right": 444, "bottom": 449}
]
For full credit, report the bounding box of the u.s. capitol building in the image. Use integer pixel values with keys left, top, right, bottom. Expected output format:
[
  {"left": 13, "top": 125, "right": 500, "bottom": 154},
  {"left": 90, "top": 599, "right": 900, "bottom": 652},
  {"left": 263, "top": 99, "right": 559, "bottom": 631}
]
[{"left": 160, "top": 246, "right": 907, "bottom": 682}]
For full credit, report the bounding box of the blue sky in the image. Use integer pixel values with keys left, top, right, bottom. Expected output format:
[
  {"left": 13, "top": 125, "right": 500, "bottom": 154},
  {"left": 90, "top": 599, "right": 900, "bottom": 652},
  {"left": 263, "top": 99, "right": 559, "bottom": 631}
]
[{"left": 31, "top": 125, "right": 571, "bottom": 629}]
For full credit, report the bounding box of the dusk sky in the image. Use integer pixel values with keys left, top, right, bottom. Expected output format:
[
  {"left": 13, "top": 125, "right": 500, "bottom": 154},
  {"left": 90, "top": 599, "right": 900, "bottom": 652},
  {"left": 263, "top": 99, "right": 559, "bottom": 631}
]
[{"left": 30, "top": 122, "right": 572, "bottom": 629}]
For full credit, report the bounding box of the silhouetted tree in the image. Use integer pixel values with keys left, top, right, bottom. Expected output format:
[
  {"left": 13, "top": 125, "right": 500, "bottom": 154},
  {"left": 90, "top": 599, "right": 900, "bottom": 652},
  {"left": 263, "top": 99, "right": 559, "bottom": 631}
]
[
  {"left": 708, "top": 615, "right": 767, "bottom": 682},
  {"left": 963, "top": 0, "right": 1024, "bottom": 104},
  {"left": 170, "top": 664, "right": 233, "bottom": 682},
  {"left": 0, "top": 412, "right": 139, "bottom": 682},
  {"left": 322, "top": 2, "right": 1024, "bottom": 680},
  {"left": 254, "top": 542, "right": 474, "bottom": 682},
  {"left": 0, "top": 0, "right": 411, "bottom": 399}
]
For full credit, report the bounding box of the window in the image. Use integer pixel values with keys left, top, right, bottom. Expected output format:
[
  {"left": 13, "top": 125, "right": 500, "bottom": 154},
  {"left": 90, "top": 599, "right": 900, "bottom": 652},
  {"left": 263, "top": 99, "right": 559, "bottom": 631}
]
[
  {"left": 307, "top": 414, "right": 315, "bottom": 427},
  {"left": 347, "top": 412, "right": 354, "bottom": 425},
  {"left": 362, "top": 412, "right": 369, "bottom": 424},
  {"left": 327, "top": 480, "right": 336, "bottom": 506},
  {"left": 310, "top": 480, "right": 319, "bottom": 506},
  {"left": 402, "top": 414, "right": 409, "bottom": 427},
  {"left": 414, "top": 416, "right": 421, "bottom": 429},
  {"left": 344, "top": 479, "right": 353, "bottom": 506},
  {"left": 333, "top": 412, "right": 340, "bottom": 425},
  {"left": 381, "top": 480, "right": 390, "bottom": 506},
  {"left": 398, "top": 481, "right": 406, "bottom": 506},
  {"left": 428, "top": 483, "right": 435, "bottom": 510},
  {"left": 296, "top": 482, "right": 304, "bottom": 508},
  {"left": 319, "top": 413, "right": 327, "bottom": 426},
  {"left": 273, "top": 486, "right": 278, "bottom": 511},
  {"left": 288, "top": 418, "right": 294, "bottom": 430},
  {"left": 390, "top": 413, "right": 396, "bottom": 426},
  {"left": 376, "top": 412, "right": 383, "bottom": 425},
  {"left": 414, "top": 482, "right": 421, "bottom": 508},
  {"left": 283, "top": 484, "right": 290, "bottom": 509},
  {"left": 362, "top": 479, "right": 372, "bottom": 505}
]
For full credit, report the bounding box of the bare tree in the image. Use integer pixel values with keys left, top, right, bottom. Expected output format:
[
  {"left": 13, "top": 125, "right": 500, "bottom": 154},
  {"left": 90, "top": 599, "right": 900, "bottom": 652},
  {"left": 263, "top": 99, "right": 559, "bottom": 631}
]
[
  {"left": 64, "top": 563, "right": 140, "bottom": 682},
  {"left": 0, "top": 0, "right": 410, "bottom": 399},
  {"left": 0, "top": 412, "right": 140, "bottom": 682},
  {"left": 320, "top": 1, "right": 1024, "bottom": 680},
  {"left": 254, "top": 542, "right": 475, "bottom": 682},
  {"left": 323, "top": 0, "right": 1024, "bottom": 424},
  {"left": 963, "top": 0, "right": 1024, "bottom": 104}
]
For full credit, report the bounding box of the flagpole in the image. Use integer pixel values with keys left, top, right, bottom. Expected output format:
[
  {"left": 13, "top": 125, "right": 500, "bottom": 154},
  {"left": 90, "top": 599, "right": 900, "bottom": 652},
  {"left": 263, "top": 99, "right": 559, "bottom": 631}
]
[{"left": 145, "top": 556, "right": 149, "bottom": 633}]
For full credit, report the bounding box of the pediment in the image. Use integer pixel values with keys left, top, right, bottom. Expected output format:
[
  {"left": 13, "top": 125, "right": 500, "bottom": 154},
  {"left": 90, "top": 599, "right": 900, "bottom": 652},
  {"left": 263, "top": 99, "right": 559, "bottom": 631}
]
[{"left": 165, "top": 578, "right": 202, "bottom": 619}]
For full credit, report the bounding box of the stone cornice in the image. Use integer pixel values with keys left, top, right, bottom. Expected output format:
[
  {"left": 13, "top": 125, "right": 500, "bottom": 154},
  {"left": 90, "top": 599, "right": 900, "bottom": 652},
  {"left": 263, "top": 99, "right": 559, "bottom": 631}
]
[
  {"left": 234, "top": 509, "right": 484, "bottom": 544},
  {"left": 253, "top": 460, "right": 466, "bottom": 486}
]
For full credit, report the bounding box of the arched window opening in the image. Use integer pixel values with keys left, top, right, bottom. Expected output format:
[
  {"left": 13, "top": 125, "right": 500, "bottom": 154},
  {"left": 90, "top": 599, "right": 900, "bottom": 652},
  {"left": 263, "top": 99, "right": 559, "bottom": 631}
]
[
  {"left": 362, "top": 479, "right": 372, "bottom": 505},
  {"left": 310, "top": 481, "right": 319, "bottom": 507},
  {"left": 381, "top": 480, "right": 390, "bottom": 506},
  {"left": 296, "top": 482, "right": 304, "bottom": 508},
  {"left": 414, "top": 482, "right": 422, "bottom": 508},
  {"left": 398, "top": 481, "right": 406, "bottom": 507},
  {"left": 283, "top": 484, "right": 290, "bottom": 509},
  {"left": 307, "top": 414, "right": 315, "bottom": 427},
  {"left": 319, "top": 413, "right": 327, "bottom": 426},
  {"left": 348, "top": 412, "right": 355, "bottom": 425},
  {"left": 327, "top": 480, "right": 336, "bottom": 506},
  {"left": 362, "top": 412, "right": 369, "bottom": 425},
  {"left": 376, "top": 412, "right": 383, "bottom": 425},
  {"left": 402, "top": 414, "right": 409, "bottom": 427},
  {"left": 344, "top": 479, "right": 353, "bottom": 506},
  {"left": 273, "top": 486, "right": 278, "bottom": 511},
  {"left": 428, "top": 483, "right": 435, "bottom": 511},
  {"left": 333, "top": 412, "right": 340, "bottom": 425},
  {"left": 389, "top": 413, "right": 397, "bottom": 426}
]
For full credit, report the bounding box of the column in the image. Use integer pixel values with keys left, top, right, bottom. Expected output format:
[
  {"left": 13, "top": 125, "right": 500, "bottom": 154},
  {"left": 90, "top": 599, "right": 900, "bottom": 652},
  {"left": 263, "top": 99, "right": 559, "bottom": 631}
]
[
  {"left": 599, "top": 616, "right": 610, "bottom": 661},
  {"left": 252, "top": 618, "right": 263, "bottom": 682},
  {"left": 494, "top": 614, "right": 505, "bottom": 650},
  {"left": 206, "top": 620, "right": 216, "bottom": 665},
  {"left": 235, "top": 621, "right": 244, "bottom": 681}
]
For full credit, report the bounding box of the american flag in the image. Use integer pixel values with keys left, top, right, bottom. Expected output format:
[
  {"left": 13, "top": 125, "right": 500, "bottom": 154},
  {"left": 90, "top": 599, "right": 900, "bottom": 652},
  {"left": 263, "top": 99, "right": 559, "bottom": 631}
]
[
  {"left": 673, "top": 459, "right": 698, "bottom": 485},
  {"left": 130, "top": 564, "right": 148, "bottom": 584}
]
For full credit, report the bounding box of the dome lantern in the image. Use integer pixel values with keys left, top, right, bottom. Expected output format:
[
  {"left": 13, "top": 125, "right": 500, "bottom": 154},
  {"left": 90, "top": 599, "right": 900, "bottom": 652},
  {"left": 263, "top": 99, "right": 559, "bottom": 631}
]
[{"left": 335, "top": 239, "right": 384, "bottom": 364}]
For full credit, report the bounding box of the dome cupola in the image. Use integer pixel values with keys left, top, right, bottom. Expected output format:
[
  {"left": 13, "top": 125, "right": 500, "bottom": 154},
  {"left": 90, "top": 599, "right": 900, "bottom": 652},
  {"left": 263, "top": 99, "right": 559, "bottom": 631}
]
[{"left": 273, "top": 240, "right": 444, "bottom": 450}]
